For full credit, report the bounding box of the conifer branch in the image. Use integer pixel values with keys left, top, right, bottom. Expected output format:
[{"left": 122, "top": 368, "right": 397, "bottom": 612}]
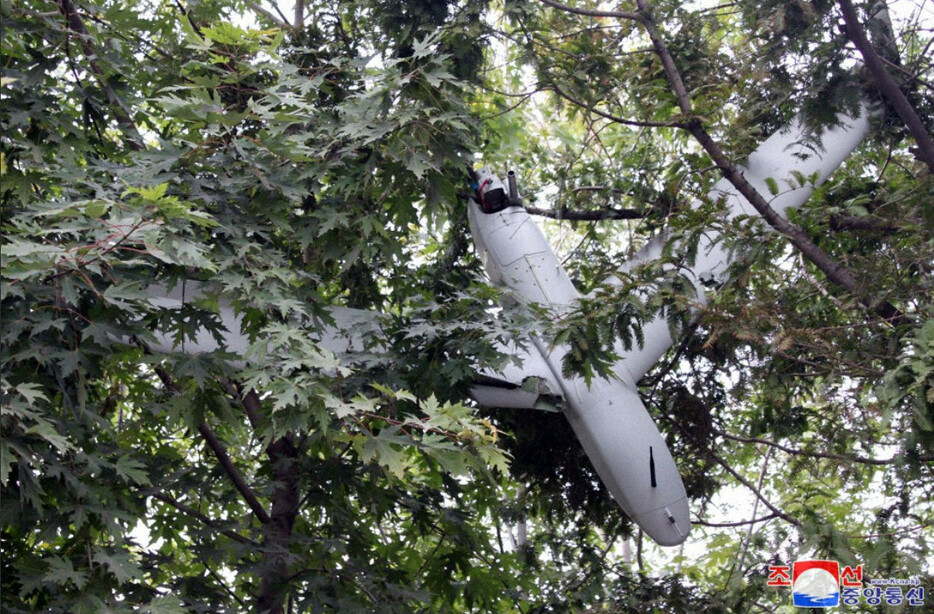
[
  {"left": 634, "top": 0, "right": 907, "bottom": 325},
  {"left": 838, "top": 0, "right": 934, "bottom": 173}
]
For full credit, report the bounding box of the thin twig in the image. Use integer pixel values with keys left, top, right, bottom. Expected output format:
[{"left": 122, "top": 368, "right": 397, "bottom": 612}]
[
  {"left": 726, "top": 447, "right": 772, "bottom": 589},
  {"left": 563, "top": 532, "right": 618, "bottom": 595},
  {"left": 272, "top": 2, "right": 290, "bottom": 26},
  {"left": 829, "top": 213, "right": 914, "bottom": 233},
  {"left": 150, "top": 492, "right": 259, "bottom": 546},
  {"left": 879, "top": 55, "right": 934, "bottom": 91},
  {"left": 694, "top": 513, "right": 781, "bottom": 528},
  {"left": 206, "top": 561, "right": 248, "bottom": 607},
  {"left": 849, "top": 523, "right": 930, "bottom": 540},
  {"left": 551, "top": 82, "right": 684, "bottom": 128},
  {"left": 537, "top": 0, "right": 642, "bottom": 21},
  {"left": 480, "top": 92, "right": 536, "bottom": 119},
  {"left": 715, "top": 430, "right": 933, "bottom": 465},
  {"left": 709, "top": 451, "right": 801, "bottom": 526}
]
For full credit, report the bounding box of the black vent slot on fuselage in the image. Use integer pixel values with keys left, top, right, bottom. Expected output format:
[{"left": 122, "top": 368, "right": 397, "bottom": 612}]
[{"left": 649, "top": 446, "right": 657, "bottom": 488}]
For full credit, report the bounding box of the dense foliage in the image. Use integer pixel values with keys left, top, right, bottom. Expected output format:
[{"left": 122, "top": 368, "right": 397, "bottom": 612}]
[{"left": 2, "top": 0, "right": 932, "bottom": 612}]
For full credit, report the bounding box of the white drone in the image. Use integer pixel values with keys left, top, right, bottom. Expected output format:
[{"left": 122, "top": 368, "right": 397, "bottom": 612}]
[{"left": 146, "top": 104, "right": 872, "bottom": 546}]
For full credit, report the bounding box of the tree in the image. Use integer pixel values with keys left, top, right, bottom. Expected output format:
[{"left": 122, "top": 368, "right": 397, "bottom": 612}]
[
  {"left": 481, "top": 0, "right": 933, "bottom": 608},
  {"left": 1, "top": 1, "right": 931, "bottom": 613}
]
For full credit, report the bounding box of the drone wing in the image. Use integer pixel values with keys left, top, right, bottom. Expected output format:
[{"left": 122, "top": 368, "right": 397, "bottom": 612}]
[{"left": 144, "top": 281, "right": 562, "bottom": 410}]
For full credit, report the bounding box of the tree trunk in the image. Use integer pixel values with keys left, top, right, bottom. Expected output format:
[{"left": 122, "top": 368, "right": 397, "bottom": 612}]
[{"left": 256, "top": 438, "right": 300, "bottom": 614}]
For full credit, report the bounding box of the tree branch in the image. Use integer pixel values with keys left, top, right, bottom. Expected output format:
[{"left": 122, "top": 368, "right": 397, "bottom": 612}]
[
  {"left": 838, "top": 0, "right": 934, "bottom": 173},
  {"left": 56, "top": 0, "right": 144, "bottom": 150},
  {"left": 728, "top": 447, "right": 773, "bottom": 586},
  {"left": 294, "top": 0, "right": 306, "bottom": 29},
  {"left": 217, "top": 380, "right": 303, "bottom": 614},
  {"left": 693, "top": 513, "right": 781, "bottom": 528},
  {"left": 633, "top": 0, "right": 694, "bottom": 117},
  {"left": 150, "top": 492, "right": 259, "bottom": 546},
  {"left": 246, "top": 1, "right": 291, "bottom": 29},
  {"left": 550, "top": 82, "right": 684, "bottom": 128},
  {"left": 195, "top": 421, "right": 273, "bottom": 525},
  {"left": 220, "top": 379, "right": 264, "bottom": 430},
  {"left": 525, "top": 205, "right": 646, "bottom": 220},
  {"left": 829, "top": 213, "right": 915, "bottom": 233},
  {"left": 709, "top": 451, "right": 801, "bottom": 526},
  {"left": 209, "top": 378, "right": 302, "bottom": 614},
  {"left": 152, "top": 365, "right": 272, "bottom": 525},
  {"left": 205, "top": 561, "right": 248, "bottom": 608},
  {"left": 634, "top": 0, "right": 906, "bottom": 325},
  {"left": 537, "top": 0, "right": 641, "bottom": 21},
  {"left": 714, "top": 429, "right": 934, "bottom": 465}
]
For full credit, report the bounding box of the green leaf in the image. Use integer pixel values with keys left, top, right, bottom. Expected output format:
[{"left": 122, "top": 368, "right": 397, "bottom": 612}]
[
  {"left": 0, "top": 441, "right": 14, "bottom": 485},
  {"left": 142, "top": 595, "right": 188, "bottom": 614},
  {"left": 85, "top": 199, "right": 112, "bottom": 218},
  {"left": 364, "top": 436, "right": 409, "bottom": 478},
  {"left": 14, "top": 383, "right": 48, "bottom": 406},
  {"left": 370, "top": 383, "right": 416, "bottom": 403},
  {"left": 764, "top": 176, "right": 779, "bottom": 196},
  {"left": 325, "top": 394, "right": 361, "bottom": 419},
  {"left": 43, "top": 557, "right": 88, "bottom": 588},
  {"left": 25, "top": 421, "right": 72, "bottom": 453},
  {"left": 476, "top": 444, "right": 511, "bottom": 475},
  {"left": 93, "top": 549, "right": 143, "bottom": 584},
  {"left": 114, "top": 455, "right": 151, "bottom": 486},
  {"left": 124, "top": 182, "right": 169, "bottom": 202}
]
